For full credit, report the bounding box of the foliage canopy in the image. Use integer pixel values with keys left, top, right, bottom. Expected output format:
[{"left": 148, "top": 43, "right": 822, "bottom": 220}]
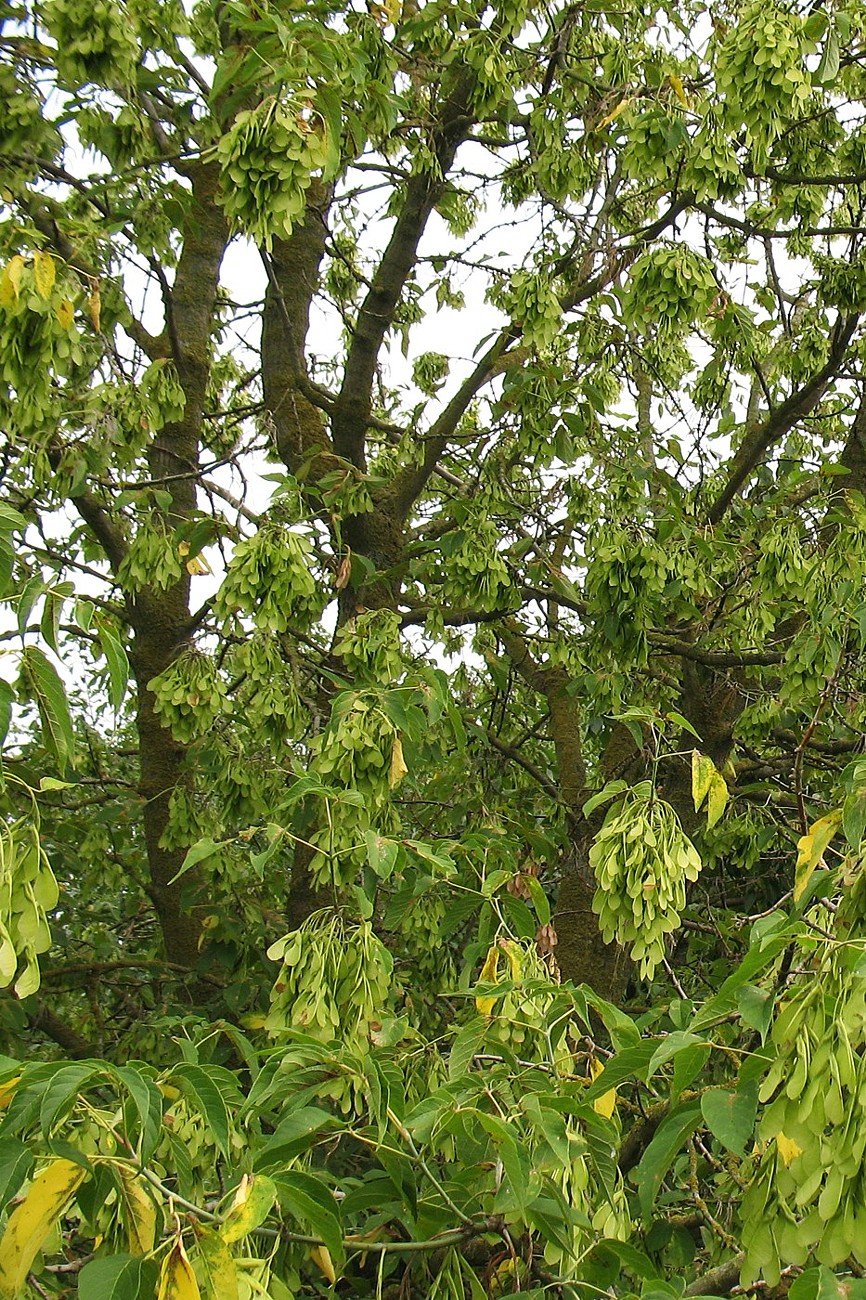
[{"left": 4, "top": 0, "right": 866, "bottom": 1296}]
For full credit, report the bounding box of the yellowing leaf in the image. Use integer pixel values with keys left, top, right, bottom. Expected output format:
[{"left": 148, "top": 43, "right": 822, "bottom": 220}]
[
  {"left": 501, "top": 938, "right": 522, "bottom": 982},
  {"left": 56, "top": 298, "right": 74, "bottom": 330},
  {"left": 116, "top": 1163, "right": 157, "bottom": 1255},
  {"left": 310, "top": 1244, "right": 336, "bottom": 1283},
  {"left": 598, "top": 97, "right": 632, "bottom": 129},
  {"left": 389, "top": 735, "right": 408, "bottom": 789},
  {"left": 0, "top": 1076, "right": 20, "bottom": 1110},
  {"left": 0, "top": 1157, "right": 88, "bottom": 1300},
  {"left": 32, "top": 250, "right": 56, "bottom": 299},
  {"left": 669, "top": 73, "right": 690, "bottom": 108},
  {"left": 0, "top": 256, "right": 25, "bottom": 306},
  {"left": 220, "top": 1173, "right": 277, "bottom": 1245},
  {"left": 194, "top": 1224, "right": 239, "bottom": 1300},
  {"left": 593, "top": 1088, "right": 617, "bottom": 1118},
  {"left": 691, "top": 750, "right": 716, "bottom": 811},
  {"left": 588, "top": 1058, "right": 617, "bottom": 1118},
  {"left": 794, "top": 809, "right": 842, "bottom": 902},
  {"left": 706, "top": 772, "right": 728, "bottom": 829},
  {"left": 692, "top": 752, "right": 728, "bottom": 828},
  {"left": 475, "top": 943, "right": 501, "bottom": 1015},
  {"left": 88, "top": 281, "right": 101, "bottom": 332},
  {"left": 776, "top": 1132, "right": 803, "bottom": 1166},
  {"left": 158, "top": 1237, "right": 201, "bottom": 1300}
]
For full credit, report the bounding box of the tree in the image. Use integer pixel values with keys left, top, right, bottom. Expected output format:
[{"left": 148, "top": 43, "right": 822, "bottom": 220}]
[{"left": 3, "top": 0, "right": 866, "bottom": 1294}]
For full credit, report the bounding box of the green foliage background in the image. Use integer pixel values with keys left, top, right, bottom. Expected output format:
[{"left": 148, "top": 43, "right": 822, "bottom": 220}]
[{"left": 3, "top": 0, "right": 866, "bottom": 1296}]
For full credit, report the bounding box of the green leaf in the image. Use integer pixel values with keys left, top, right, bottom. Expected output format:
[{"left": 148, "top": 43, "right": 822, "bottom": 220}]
[
  {"left": 700, "top": 1085, "right": 757, "bottom": 1157},
  {"left": 0, "top": 1139, "right": 33, "bottom": 1214},
  {"left": 39, "top": 1064, "right": 98, "bottom": 1138},
  {"left": 170, "top": 836, "right": 230, "bottom": 883},
  {"left": 815, "top": 29, "right": 840, "bottom": 85},
  {"left": 365, "top": 829, "right": 400, "bottom": 880},
  {"left": 113, "top": 1065, "right": 164, "bottom": 1165},
  {"left": 524, "top": 875, "right": 550, "bottom": 926},
  {"left": 691, "top": 934, "right": 789, "bottom": 1031},
  {"left": 97, "top": 620, "right": 131, "bottom": 713},
  {"left": 789, "top": 1266, "right": 866, "bottom": 1300},
  {"left": 647, "top": 1032, "right": 703, "bottom": 1079},
  {"left": 0, "top": 679, "right": 14, "bottom": 758},
  {"left": 76, "top": 1254, "right": 158, "bottom": 1300},
  {"left": 586, "top": 1041, "right": 658, "bottom": 1100},
  {"left": 448, "top": 1018, "right": 487, "bottom": 1081},
  {"left": 476, "top": 1111, "right": 531, "bottom": 1213},
  {"left": 273, "top": 1170, "right": 344, "bottom": 1267},
  {"left": 39, "top": 582, "right": 72, "bottom": 654},
  {"left": 635, "top": 1102, "right": 702, "bottom": 1221},
  {"left": 169, "top": 1063, "right": 232, "bottom": 1159},
  {"left": 19, "top": 646, "right": 75, "bottom": 773},
  {"left": 583, "top": 780, "right": 628, "bottom": 818},
  {"left": 254, "top": 1106, "right": 339, "bottom": 1170},
  {"left": 666, "top": 711, "right": 701, "bottom": 740},
  {"left": 17, "top": 575, "right": 44, "bottom": 636}
]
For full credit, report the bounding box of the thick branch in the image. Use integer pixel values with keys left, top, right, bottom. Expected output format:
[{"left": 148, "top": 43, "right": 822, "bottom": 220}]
[
  {"left": 708, "top": 312, "right": 859, "bottom": 524},
  {"left": 331, "top": 70, "right": 476, "bottom": 467},
  {"left": 261, "top": 181, "right": 336, "bottom": 477},
  {"left": 27, "top": 1003, "right": 98, "bottom": 1059}
]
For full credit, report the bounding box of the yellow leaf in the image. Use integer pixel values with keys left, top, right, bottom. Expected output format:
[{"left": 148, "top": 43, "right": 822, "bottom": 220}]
[
  {"left": 56, "top": 298, "right": 74, "bottom": 330},
  {"left": 794, "top": 809, "right": 842, "bottom": 902},
  {"left": 776, "top": 1132, "right": 803, "bottom": 1167},
  {"left": 691, "top": 750, "right": 716, "bottom": 811},
  {"left": 32, "top": 250, "right": 56, "bottom": 299},
  {"left": 88, "top": 281, "right": 101, "bottom": 332},
  {"left": 706, "top": 772, "right": 728, "bottom": 829},
  {"left": 501, "top": 938, "right": 522, "bottom": 983},
  {"left": 0, "top": 1158, "right": 89, "bottom": 1300},
  {"left": 310, "top": 1245, "right": 336, "bottom": 1283},
  {"left": 389, "top": 735, "right": 408, "bottom": 789},
  {"left": 0, "top": 1075, "right": 20, "bottom": 1110},
  {"left": 116, "top": 1163, "right": 157, "bottom": 1256},
  {"left": 475, "top": 944, "right": 501, "bottom": 1015},
  {"left": 693, "top": 751, "right": 728, "bottom": 828},
  {"left": 158, "top": 1237, "right": 201, "bottom": 1300},
  {"left": 669, "top": 73, "right": 690, "bottom": 108},
  {"left": 0, "top": 256, "right": 25, "bottom": 306},
  {"left": 588, "top": 1059, "right": 617, "bottom": 1118},
  {"left": 593, "top": 1088, "right": 617, "bottom": 1118},
  {"left": 194, "top": 1224, "right": 239, "bottom": 1300},
  {"left": 598, "top": 97, "right": 632, "bottom": 129},
  {"left": 220, "top": 1174, "right": 277, "bottom": 1245}
]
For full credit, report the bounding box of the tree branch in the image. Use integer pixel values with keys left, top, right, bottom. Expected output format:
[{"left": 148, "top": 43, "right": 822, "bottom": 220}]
[
  {"left": 331, "top": 69, "right": 477, "bottom": 468},
  {"left": 708, "top": 312, "right": 859, "bottom": 524}
]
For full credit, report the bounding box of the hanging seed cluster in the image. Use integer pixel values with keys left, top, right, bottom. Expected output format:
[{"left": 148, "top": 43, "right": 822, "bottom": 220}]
[
  {"left": 0, "top": 818, "right": 59, "bottom": 998},
  {"left": 266, "top": 912, "right": 393, "bottom": 1112},
  {"left": 216, "top": 526, "right": 323, "bottom": 633},
  {"left": 591, "top": 790, "right": 702, "bottom": 978},
  {"left": 742, "top": 872, "right": 866, "bottom": 1284},
  {"left": 216, "top": 98, "right": 331, "bottom": 248},
  {"left": 149, "top": 650, "right": 230, "bottom": 744}
]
